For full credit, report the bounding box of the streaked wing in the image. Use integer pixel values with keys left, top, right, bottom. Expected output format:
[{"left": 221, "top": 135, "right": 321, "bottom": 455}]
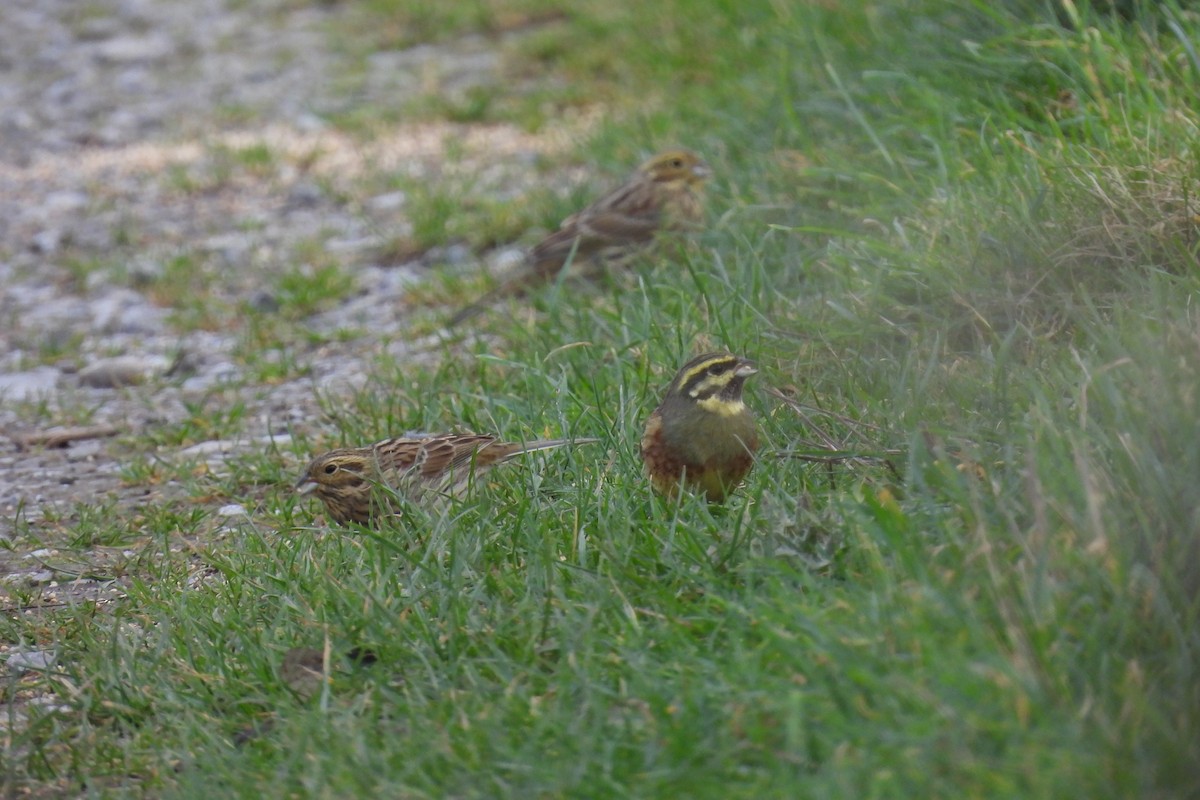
[
  {"left": 372, "top": 438, "right": 424, "bottom": 472},
  {"left": 530, "top": 207, "right": 660, "bottom": 277},
  {"left": 574, "top": 207, "right": 661, "bottom": 243},
  {"left": 371, "top": 437, "right": 442, "bottom": 488},
  {"left": 413, "top": 434, "right": 497, "bottom": 483}
]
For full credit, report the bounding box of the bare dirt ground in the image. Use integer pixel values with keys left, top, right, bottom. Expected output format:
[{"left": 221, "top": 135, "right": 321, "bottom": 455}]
[{"left": 0, "top": 1, "right": 581, "bottom": 612}]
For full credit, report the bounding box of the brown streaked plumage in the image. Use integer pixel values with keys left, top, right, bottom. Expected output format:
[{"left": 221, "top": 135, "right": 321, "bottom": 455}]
[
  {"left": 448, "top": 149, "right": 711, "bottom": 327},
  {"left": 296, "top": 433, "right": 598, "bottom": 526},
  {"left": 640, "top": 353, "right": 759, "bottom": 503}
]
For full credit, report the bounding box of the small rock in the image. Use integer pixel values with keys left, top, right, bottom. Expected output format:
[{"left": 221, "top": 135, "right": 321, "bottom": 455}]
[
  {"left": 20, "top": 293, "right": 89, "bottom": 332},
  {"left": 69, "top": 217, "right": 116, "bottom": 251},
  {"left": 128, "top": 256, "right": 165, "bottom": 286},
  {"left": 1, "top": 107, "right": 36, "bottom": 134},
  {"left": 42, "top": 188, "right": 88, "bottom": 212},
  {"left": 0, "top": 368, "right": 59, "bottom": 401},
  {"left": 66, "top": 441, "right": 105, "bottom": 461},
  {"left": 42, "top": 190, "right": 89, "bottom": 214},
  {"left": 248, "top": 290, "right": 280, "bottom": 313},
  {"left": 76, "top": 15, "right": 123, "bottom": 41},
  {"left": 179, "top": 439, "right": 238, "bottom": 457},
  {"left": 53, "top": 356, "right": 79, "bottom": 374},
  {"left": 200, "top": 232, "right": 255, "bottom": 265},
  {"left": 7, "top": 649, "right": 57, "bottom": 673},
  {"left": 91, "top": 288, "right": 167, "bottom": 334},
  {"left": 181, "top": 365, "right": 241, "bottom": 393},
  {"left": 218, "top": 504, "right": 248, "bottom": 518},
  {"left": 0, "top": 570, "right": 54, "bottom": 587},
  {"left": 326, "top": 234, "right": 383, "bottom": 255},
  {"left": 487, "top": 246, "right": 526, "bottom": 274},
  {"left": 367, "top": 191, "right": 407, "bottom": 213},
  {"left": 114, "top": 66, "right": 155, "bottom": 94},
  {"left": 27, "top": 695, "right": 72, "bottom": 715},
  {"left": 31, "top": 228, "right": 64, "bottom": 254},
  {"left": 286, "top": 182, "right": 323, "bottom": 209},
  {"left": 95, "top": 34, "right": 173, "bottom": 64},
  {"left": 295, "top": 113, "right": 327, "bottom": 133},
  {"left": 78, "top": 356, "right": 167, "bottom": 388},
  {"left": 445, "top": 244, "right": 474, "bottom": 265}
]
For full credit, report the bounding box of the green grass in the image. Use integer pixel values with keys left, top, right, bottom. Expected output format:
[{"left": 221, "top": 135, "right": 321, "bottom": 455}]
[{"left": 4, "top": 0, "right": 1200, "bottom": 797}]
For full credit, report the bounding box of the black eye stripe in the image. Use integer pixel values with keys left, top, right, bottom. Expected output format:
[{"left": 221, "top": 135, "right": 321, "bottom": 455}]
[
  {"left": 680, "top": 363, "right": 737, "bottom": 395},
  {"left": 691, "top": 360, "right": 735, "bottom": 377}
]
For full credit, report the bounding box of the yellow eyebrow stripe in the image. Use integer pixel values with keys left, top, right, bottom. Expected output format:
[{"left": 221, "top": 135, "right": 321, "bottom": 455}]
[{"left": 679, "top": 358, "right": 737, "bottom": 395}]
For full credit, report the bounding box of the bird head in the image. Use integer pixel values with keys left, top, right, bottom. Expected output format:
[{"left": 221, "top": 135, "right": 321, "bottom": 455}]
[
  {"left": 640, "top": 149, "right": 712, "bottom": 189},
  {"left": 666, "top": 352, "right": 757, "bottom": 416},
  {"left": 296, "top": 450, "right": 373, "bottom": 497}
]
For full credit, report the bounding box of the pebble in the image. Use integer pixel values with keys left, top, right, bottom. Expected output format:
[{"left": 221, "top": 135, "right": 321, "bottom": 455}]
[
  {"left": 0, "top": 569, "right": 54, "bottom": 586},
  {"left": 78, "top": 355, "right": 167, "bottom": 388},
  {"left": 179, "top": 440, "right": 240, "bottom": 458},
  {"left": 248, "top": 290, "right": 280, "bottom": 313},
  {"left": 7, "top": 650, "right": 57, "bottom": 673},
  {"left": 218, "top": 504, "right": 248, "bottom": 518},
  {"left": 200, "top": 232, "right": 256, "bottom": 266},
  {"left": 94, "top": 34, "right": 174, "bottom": 64},
  {"left": 30, "top": 228, "right": 64, "bottom": 254},
  {"left": 41, "top": 190, "right": 89, "bottom": 214},
  {"left": 179, "top": 434, "right": 289, "bottom": 456},
  {"left": 180, "top": 361, "right": 241, "bottom": 392},
  {"left": 286, "top": 181, "right": 324, "bottom": 209},
  {"left": 326, "top": 234, "right": 384, "bottom": 255},
  {"left": 90, "top": 288, "right": 168, "bottom": 334},
  {"left": 442, "top": 243, "right": 473, "bottom": 266},
  {"left": 367, "top": 191, "right": 407, "bottom": 213},
  {"left": 128, "top": 256, "right": 165, "bottom": 285},
  {"left": 0, "top": 368, "right": 60, "bottom": 402},
  {"left": 487, "top": 246, "right": 526, "bottom": 273}
]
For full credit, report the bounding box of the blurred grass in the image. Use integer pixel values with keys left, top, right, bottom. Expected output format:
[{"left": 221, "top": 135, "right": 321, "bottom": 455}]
[{"left": 4, "top": 0, "right": 1200, "bottom": 797}]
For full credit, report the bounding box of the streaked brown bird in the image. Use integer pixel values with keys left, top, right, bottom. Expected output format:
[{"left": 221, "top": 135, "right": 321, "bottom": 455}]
[
  {"left": 641, "top": 353, "right": 759, "bottom": 503},
  {"left": 448, "top": 149, "right": 711, "bottom": 326},
  {"left": 296, "top": 433, "right": 598, "bottom": 526}
]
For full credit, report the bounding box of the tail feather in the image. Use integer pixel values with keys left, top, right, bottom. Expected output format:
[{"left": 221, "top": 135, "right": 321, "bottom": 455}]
[
  {"left": 446, "top": 237, "right": 587, "bottom": 329},
  {"left": 446, "top": 287, "right": 502, "bottom": 328},
  {"left": 446, "top": 275, "right": 532, "bottom": 328},
  {"left": 508, "top": 437, "right": 600, "bottom": 457}
]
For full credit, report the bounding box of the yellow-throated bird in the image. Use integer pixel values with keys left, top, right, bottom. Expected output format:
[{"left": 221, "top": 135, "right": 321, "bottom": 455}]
[{"left": 641, "top": 353, "right": 759, "bottom": 502}]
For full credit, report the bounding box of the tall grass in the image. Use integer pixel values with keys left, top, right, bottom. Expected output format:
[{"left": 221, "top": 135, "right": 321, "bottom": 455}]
[{"left": 3, "top": 0, "right": 1197, "bottom": 796}]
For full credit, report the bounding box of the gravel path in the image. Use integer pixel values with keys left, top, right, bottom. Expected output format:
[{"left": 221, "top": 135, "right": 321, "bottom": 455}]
[{"left": 0, "top": 0, "right": 577, "bottom": 588}]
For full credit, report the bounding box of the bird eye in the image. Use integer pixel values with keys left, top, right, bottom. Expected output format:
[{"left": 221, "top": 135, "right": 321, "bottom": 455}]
[
  {"left": 323, "top": 463, "right": 338, "bottom": 475},
  {"left": 671, "top": 158, "right": 684, "bottom": 168},
  {"left": 709, "top": 362, "right": 731, "bottom": 375}
]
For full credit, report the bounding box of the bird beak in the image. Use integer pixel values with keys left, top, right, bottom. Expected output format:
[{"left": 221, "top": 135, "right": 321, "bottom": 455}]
[
  {"left": 295, "top": 475, "right": 318, "bottom": 495},
  {"left": 735, "top": 361, "right": 758, "bottom": 378}
]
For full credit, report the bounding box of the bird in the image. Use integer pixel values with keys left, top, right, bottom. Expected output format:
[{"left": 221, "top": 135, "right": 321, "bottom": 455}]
[
  {"left": 295, "top": 433, "right": 598, "bottom": 526},
  {"left": 447, "top": 149, "right": 712, "bottom": 326},
  {"left": 640, "top": 353, "right": 759, "bottom": 503}
]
